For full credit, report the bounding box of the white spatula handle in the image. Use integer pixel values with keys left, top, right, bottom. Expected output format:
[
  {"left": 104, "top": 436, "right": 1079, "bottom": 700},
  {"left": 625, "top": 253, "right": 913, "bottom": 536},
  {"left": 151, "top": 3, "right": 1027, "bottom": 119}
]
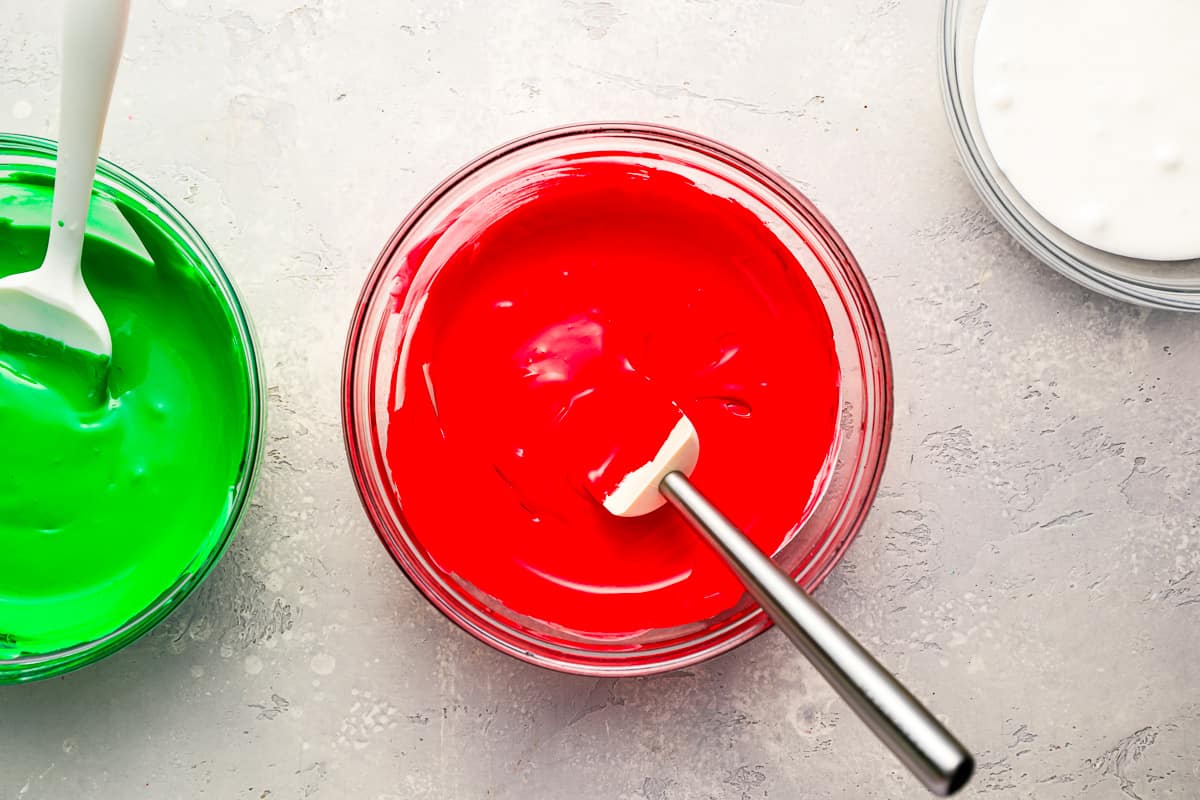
[{"left": 43, "top": 0, "right": 130, "bottom": 280}]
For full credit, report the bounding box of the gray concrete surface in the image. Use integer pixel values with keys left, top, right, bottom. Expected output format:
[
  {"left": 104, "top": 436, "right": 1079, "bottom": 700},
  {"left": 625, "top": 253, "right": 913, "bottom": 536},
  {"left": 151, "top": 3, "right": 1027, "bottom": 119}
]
[{"left": 2, "top": 1, "right": 1199, "bottom": 797}]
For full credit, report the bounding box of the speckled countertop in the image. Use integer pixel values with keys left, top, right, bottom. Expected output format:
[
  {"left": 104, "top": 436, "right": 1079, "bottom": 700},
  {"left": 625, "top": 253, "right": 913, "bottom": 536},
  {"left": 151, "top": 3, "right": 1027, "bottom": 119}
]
[{"left": 1, "top": 1, "right": 1198, "bottom": 798}]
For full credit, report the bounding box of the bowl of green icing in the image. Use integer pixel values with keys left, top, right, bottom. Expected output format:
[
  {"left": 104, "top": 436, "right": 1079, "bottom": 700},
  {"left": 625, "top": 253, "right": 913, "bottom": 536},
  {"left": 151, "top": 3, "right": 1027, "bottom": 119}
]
[{"left": 0, "top": 133, "right": 264, "bottom": 683}]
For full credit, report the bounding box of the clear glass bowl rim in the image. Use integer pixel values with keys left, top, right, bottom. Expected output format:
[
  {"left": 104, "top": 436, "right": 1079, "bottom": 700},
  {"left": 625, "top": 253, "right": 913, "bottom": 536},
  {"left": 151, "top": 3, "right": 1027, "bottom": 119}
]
[
  {"left": 0, "top": 133, "right": 266, "bottom": 683},
  {"left": 342, "top": 122, "right": 894, "bottom": 676}
]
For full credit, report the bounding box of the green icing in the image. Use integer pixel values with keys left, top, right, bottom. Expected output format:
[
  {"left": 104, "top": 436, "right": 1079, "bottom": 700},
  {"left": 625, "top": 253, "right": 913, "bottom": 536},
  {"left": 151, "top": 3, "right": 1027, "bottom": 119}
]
[
  {"left": 0, "top": 171, "right": 251, "bottom": 660},
  {"left": 0, "top": 174, "right": 153, "bottom": 266}
]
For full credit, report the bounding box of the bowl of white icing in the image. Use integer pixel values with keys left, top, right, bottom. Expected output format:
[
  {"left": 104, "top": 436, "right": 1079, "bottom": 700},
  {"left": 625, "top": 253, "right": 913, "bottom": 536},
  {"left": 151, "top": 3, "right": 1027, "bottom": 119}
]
[{"left": 940, "top": 0, "right": 1200, "bottom": 310}]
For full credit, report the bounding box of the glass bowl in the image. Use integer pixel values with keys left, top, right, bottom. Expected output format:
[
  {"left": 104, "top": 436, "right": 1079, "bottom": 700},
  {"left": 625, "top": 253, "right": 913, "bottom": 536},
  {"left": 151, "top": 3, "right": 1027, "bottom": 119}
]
[
  {"left": 0, "top": 133, "right": 265, "bottom": 683},
  {"left": 940, "top": 0, "right": 1200, "bottom": 311},
  {"left": 343, "top": 123, "right": 893, "bottom": 676}
]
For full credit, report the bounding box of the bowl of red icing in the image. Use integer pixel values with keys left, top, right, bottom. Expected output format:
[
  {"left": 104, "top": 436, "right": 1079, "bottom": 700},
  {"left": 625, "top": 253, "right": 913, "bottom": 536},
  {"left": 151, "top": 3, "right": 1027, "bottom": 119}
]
[{"left": 343, "top": 123, "right": 892, "bottom": 675}]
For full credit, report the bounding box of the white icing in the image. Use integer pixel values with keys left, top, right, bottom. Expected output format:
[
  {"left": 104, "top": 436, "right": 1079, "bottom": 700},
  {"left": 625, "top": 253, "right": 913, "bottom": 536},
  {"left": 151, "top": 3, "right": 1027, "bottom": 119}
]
[{"left": 975, "top": 0, "right": 1200, "bottom": 261}]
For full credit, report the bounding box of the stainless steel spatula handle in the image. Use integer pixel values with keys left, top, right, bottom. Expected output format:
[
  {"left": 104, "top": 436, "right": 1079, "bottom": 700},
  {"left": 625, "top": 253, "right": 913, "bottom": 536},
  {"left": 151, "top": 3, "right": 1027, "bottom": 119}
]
[{"left": 660, "top": 471, "right": 974, "bottom": 797}]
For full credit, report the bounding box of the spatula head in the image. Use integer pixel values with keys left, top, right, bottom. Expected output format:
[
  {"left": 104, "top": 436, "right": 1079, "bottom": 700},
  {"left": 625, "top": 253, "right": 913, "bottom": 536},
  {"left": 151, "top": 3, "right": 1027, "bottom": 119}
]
[
  {"left": 0, "top": 268, "right": 112, "bottom": 357},
  {"left": 596, "top": 409, "right": 700, "bottom": 518}
]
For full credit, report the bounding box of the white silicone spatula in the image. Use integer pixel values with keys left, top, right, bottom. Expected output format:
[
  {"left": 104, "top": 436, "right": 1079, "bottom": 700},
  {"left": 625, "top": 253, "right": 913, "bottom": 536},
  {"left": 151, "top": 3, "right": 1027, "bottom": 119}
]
[
  {"left": 587, "top": 404, "right": 974, "bottom": 796},
  {"left": 0, "top": 0, "right": 130, "bottom": 358}
]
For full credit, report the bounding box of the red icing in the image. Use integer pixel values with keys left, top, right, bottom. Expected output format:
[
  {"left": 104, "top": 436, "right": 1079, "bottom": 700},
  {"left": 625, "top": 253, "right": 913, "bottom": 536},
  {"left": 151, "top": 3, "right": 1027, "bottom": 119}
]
[{"left": 384, "top": 159, "right": 840, "bottom": 637}]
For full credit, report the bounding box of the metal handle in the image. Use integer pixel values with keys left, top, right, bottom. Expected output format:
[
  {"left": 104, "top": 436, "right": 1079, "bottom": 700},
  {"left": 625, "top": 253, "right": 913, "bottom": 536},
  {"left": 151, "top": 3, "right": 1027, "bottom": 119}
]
[{"left": 660, "top": 472, "right": 974, "bottom": 796}]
